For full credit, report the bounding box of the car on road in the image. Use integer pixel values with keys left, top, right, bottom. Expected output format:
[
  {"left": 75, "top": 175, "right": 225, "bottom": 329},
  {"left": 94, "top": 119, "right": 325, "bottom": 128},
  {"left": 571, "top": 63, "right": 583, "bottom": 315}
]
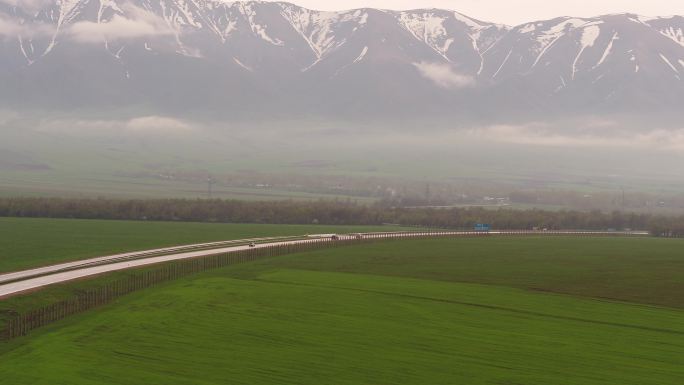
[{"left": 248, "top": 242, "right": 256, "bottom": 248}]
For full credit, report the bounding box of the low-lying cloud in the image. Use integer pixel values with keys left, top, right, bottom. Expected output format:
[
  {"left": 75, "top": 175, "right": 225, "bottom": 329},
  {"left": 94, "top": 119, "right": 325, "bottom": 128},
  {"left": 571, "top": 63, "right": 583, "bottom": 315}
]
[
  {"left": 35, "top": 115, "right": 197, "bottom": 136},
  {"left": 1, "top": 3, "right": 171, "bottom": 42},
  {"left": 0, "top": 0, "right": 52, "bottom": 11},
  {"left": 0, "top": 16, "right": 22, "bottom": 36},
  {"left": 467, "top": 123, "right": 684, "bottom": 151},
  {"left": 67, "top": 4, "right": 175, "bottom": 43},
  {"left": 0, "top": 110, "right": 19, "bottom": 126},
  {"left": 413, "top": 61, "right": 475, "bottom": 89},
  {"left": 0, "top": 15, "right": 53, "bottom": 38},
  {"left": 125, "top": 116, "right": 194, "bottom": 134}
]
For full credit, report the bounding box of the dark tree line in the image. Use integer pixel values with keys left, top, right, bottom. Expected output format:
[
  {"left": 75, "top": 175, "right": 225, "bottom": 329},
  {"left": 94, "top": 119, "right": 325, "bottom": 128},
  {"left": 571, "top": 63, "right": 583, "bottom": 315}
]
[{"left": 0, "top": 197, "right": 682, "bottom": 236}]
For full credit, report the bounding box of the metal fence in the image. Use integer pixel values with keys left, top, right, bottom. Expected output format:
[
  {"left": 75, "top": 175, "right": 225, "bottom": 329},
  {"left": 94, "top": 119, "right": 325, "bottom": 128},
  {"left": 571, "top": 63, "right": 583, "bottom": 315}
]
[
  {"left": 0, "top": 230, "right": 645, "bottom": 341},
  {"left": 1, "top": 236, "right": 373, "bottom": 340}
]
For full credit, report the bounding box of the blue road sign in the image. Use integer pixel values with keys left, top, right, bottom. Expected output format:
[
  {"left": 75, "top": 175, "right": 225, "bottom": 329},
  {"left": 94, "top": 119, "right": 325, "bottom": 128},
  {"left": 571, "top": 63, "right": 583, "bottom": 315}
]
[{"left": 475, "top": 224, "right": 491, "bottom": 232}]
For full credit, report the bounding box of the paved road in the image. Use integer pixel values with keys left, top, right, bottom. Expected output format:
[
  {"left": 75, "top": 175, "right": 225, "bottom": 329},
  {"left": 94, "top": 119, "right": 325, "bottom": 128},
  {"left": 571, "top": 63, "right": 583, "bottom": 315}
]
[
  {"left": 0, "top": 235, "right": 301, "bottom": 285},
  {"left": 0, "top": 230, "right": 648, "bottom": 298}
]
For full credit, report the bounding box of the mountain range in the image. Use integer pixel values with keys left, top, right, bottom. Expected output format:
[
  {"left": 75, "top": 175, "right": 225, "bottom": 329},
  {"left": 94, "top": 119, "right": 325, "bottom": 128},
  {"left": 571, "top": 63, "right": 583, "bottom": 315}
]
[{"left": 1, "top": 0, "right": 682, "bottom": 123}]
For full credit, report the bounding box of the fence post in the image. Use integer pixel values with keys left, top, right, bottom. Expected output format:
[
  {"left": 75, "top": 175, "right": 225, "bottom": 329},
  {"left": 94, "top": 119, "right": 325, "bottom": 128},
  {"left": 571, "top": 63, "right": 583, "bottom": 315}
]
[{"left": 4, "top": 233, "right": 405, "bottom": 341}]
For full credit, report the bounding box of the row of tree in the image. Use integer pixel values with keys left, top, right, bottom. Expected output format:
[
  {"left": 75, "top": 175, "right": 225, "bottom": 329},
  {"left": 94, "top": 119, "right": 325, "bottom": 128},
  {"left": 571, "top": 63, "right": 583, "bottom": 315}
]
[{"left": 0, "top": 197, "right": 682, "bottom": 236}]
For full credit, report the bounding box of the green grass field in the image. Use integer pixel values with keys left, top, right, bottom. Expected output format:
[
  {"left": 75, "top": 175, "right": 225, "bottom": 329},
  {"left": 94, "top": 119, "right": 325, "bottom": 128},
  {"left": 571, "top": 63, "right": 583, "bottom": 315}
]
[
  {"left": 0, "top": 217, "right": 405, "bottom": 273},
  {"left": 233, "top": 237, "right": 684, "bottom": 309},
  {"left": 1, "top": 237, "right": 684, "bottom": 384}
]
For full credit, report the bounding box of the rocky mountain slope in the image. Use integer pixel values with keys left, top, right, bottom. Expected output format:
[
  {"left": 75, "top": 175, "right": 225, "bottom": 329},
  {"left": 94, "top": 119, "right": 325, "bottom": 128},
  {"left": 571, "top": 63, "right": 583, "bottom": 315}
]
[{"left": 0, "top": 0, "right": 682, "bottom": 122}]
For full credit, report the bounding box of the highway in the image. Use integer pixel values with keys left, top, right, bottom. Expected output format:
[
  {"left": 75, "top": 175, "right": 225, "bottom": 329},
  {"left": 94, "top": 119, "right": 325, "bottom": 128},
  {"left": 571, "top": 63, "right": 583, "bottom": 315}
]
[
  {"left": 0, "top": 235, "right": 301, "bottom": 285},
  {"left": 0, "top": 230, "right": 648, "bottom": 299}
]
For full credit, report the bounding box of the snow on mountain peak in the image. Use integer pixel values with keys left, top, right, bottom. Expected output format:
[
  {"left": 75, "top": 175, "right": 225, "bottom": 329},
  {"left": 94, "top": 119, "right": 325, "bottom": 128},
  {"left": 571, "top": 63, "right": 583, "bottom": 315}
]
[
  {"left": 572, "top": 25, "right": 601, "bottom": 79},
  {"left": 279, "top": 4, "right": 367, "bottom": 60},
  {"left": 1, "top": 0, "right": 681, "bottom": 118},
  {"left": 397, "top": 11, "right": 455, "bottom": 61}
]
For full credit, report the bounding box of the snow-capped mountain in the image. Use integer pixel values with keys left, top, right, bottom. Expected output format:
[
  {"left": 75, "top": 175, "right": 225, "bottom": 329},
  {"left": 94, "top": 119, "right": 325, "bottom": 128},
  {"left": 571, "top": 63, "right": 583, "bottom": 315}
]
[
  {"left": 481, "top": 14, "right": 684, "bottom": 116},
  {"left": 0, "top": 0, "right": 682, "bottom": 122}
]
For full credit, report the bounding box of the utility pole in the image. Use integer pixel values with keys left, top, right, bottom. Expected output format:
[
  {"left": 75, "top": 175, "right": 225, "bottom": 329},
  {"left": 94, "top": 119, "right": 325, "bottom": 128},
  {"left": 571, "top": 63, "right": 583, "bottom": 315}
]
[{"left": 207, "top": 176, "right": 216, "bottom": 199}]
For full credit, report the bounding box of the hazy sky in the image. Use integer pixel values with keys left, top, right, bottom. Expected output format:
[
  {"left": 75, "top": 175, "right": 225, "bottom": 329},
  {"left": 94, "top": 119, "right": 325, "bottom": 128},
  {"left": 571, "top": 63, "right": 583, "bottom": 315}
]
[{"left": 267, "top": 0, "right": 683, "bottom": 25}]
